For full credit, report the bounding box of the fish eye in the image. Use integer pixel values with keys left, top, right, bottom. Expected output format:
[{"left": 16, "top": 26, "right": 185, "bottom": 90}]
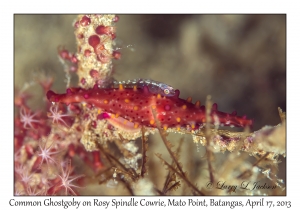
[{"left": 164, "top": 89, "right": 170, "bottom": 95}]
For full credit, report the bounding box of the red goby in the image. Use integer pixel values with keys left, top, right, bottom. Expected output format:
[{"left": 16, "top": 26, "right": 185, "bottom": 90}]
[{"left": 46, "top": 84, "right": 253, "bottom": 130}]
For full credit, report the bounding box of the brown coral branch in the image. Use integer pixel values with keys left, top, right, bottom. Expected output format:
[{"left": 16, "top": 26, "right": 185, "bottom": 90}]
[
  {"left": 236, "top": 152, "right": 270, "bottom": 179},
  {"left": 95, "top": 141, "right": 138, "bottom": 181},
  {"left": 155, "top": 153, "right": 205, "bottom": 196},
  {"left": 140, "top": 126, "right": 148, "bottom": 178},
  {"left": 151, "top": 108, "right": 186, "bottom": 178},
  {"left": 162, "top": 138, "right": 184, "bottom": 194},
  {"left": 204, "top": 95, "right": 215, "bottom": 184},
  {"left": 165, "top": 181, "right": 181, "bottom": 193},
  {"left": 278, "top": 107, "right": 286, "bottom": 123}
]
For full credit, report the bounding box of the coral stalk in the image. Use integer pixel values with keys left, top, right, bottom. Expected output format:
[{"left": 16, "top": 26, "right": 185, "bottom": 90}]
[{"left": 74, "top": 15, "right": 118, "bottom": 89}]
